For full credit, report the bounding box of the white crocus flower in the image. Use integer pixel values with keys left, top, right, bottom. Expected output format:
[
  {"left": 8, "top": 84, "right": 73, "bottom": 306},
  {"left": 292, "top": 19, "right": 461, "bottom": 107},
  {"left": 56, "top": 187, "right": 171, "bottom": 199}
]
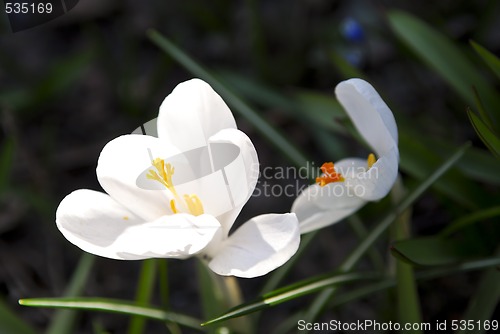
[
  {"left": 56, "top": 79, "right": 300, "bottom": 278},
  {"left": 292, "top": 78, "right": 399, "bottom": 234}
]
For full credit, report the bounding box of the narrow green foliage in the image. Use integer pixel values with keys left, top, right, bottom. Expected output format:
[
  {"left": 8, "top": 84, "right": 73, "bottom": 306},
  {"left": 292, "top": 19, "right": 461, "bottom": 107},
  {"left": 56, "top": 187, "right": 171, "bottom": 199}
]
[
  {"left": 46, "top": 253, "right": 95, "bottom": 334},
  {"left": 202, "top": 272, "right": 376, "bottom": 326},
  {"left": 388, "top": 10, "right": 500, "bottom": 127},
  {"left": 391, "top": 179, "right": 423, "bottom": 333},
  {"left": 128, "top": 259, "right": 157, "bottom": 334},
  {"left": 458, "top": 248, "right": 500, "bottom": 334},
  {"left": 327, "top": 51, "right": 366, "bottom": 80},
  {"left": 470, "top": 40, "right": 500, "bottom": 80},
  {"left": 329, "top": 257, "right": 500, "bottom": 309},
  {"left": 19, "top": 298, "right": 203, "bottom": 331},
  {"left": 467, "top": 109, "right": 500, "bottom": 158},
  {"left": 391, "top": 236, "right": 491, "bottom": 267},
  {"left": 441, "top": 206, "right": 500, "bottom": 235},
  {"left": 0, "top": 299, "right": 36, "bottom": 334},
  {"left": 147, "top": 29, "right": 308, "bottom": 167}
]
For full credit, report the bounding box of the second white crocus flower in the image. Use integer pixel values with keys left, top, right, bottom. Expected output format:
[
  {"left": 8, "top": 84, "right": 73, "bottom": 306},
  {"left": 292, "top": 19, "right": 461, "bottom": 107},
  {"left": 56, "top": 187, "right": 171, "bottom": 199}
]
[
  {"left": 56, "top": 78, "right": 300, "bottom": 278},
  {"left": 292, "top": 78, "right": 399, "bottom": 233}
]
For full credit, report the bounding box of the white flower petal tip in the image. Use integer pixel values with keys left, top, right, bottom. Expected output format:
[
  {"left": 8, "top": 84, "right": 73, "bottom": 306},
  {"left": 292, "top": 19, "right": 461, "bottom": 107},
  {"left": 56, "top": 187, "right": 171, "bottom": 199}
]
[
  {"left": 157, "top": 79, "right": 237, "bottom": 152},
  {"left": 335, "top": 78, "right": 398, "bottom": 157},
  {"left": 208, "top": 213, "right": 300, "bottom": 278},
  {"left": 56, "top": 189, "right": 222, "bottom": 260}
]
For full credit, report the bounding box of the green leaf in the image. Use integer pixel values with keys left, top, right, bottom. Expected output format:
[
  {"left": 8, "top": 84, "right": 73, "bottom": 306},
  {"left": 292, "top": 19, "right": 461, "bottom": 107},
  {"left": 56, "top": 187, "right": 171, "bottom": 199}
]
[
  {"left": 391, "top": 236, "right": 491, "bottom": 267},
  {"left": 399, "top": 133, "right": 486, "bottom": 208},
  {"left": 388, "top": 10, "right": 500, "bottom": 127},
  {"left": 327, "top": 51, "right": 366, "bottom": 79},
  {"left": 260, "top": 232, "right": 318, "bottom": 295},
  {"left": 294, "top": 90, "right": 348, "bottom": 133},
  {"left": 202, "top": 272, "right": 376, "bottom": 326},
  {"left": 304, "top": 142, "right": 471, "bottom": 322},
  {"left": 128, "top": 259, "right": 157, "bottom": 334},
  {"left": 458, "top": 248, "right": 500, "bottom": 334},
  {"left": 390, "top": 180, "right": 423, "bottom": 333},
  {"left": 467, "top": 109, "right": 500, "bottom": 158},
  {"left": 441, "top": 206, "right": 500, "bottom": 235},
  {"left": 470, "top": 40, "right": 500, "bottom": 80},
  {"left": 0, "top": 51, "right": 93, "bottom": 113},
  {"left": 147, "top": 29, "right": 308, "bottom": 167},
  {"left": 329, "top": 257, "right": 500, "bottom": 309},
  {"left": 19, "top": 298, "right": 202, "bottom": 331},
  {"left": 419, "top": 138, "right": 500, "bottom": 185},
  {"left": 216, "top": 70, "right": 349, "bottom": 134},
  {"left": 0, "top": 298, "right": 36, "bottom": 334},
  {"left": 46, "top": 253, "right": 95, "bottom": 334},
  {"left": 197, "top": 262, "right": 251, "bottom": 333}
]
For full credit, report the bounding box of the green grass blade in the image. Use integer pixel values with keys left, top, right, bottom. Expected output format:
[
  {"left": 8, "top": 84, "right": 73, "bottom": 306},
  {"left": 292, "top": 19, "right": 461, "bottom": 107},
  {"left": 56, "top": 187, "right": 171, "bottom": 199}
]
[
  {"left": 467, "top": 109, "right": 500, "bottom": 158},
  {"left": 147, "top": 29, "right": 308, "bottom": 167},
  {"left": 0, "top": 51, "right": 93, "bottom": 113},
  {"left": 128, "top": 259, "right": 157, "bottom": 334},
  {"left": 330, "top": 257, "right": 500, "bottom": 309},
  {"left": 202, "top": 272, "right": 377, "bottom": 326},
  {"left": 260, "top": 232, "right": 317, "bottom": 294},
  {"left": 391, "top": 236, "right": 491, "bottom": 267},
  {"left": 391, "top": 180, "right": 422, "bottom": 333},
  {"left": 19, "top": 298, "right": 202, "bottom": 331},
  {"left": 470, "top": 40, "right": 500, "bottom": 80},
  {"left": 388, "top": 10, "right": 500, "bottom": 127},
  {"left": 399, "top": 132, "right": 486, "bottom": 208},
  {"left": 46, "top": 253, "right": 95, "bottom": 334},
  {"left": 458, "top": 249, "right": 500, "bottom": 334},
  {"left": 327, "top": 51, "right": 366, "bottom": 80},
  {"left": 0, "top": 299, "right": 36, "bottom": 334},
  {"left": 304, "top": 142, "right": 471, "bottom": 323},
  {"left": 441, "top": 205, "right": 500, "bottom": 235}
]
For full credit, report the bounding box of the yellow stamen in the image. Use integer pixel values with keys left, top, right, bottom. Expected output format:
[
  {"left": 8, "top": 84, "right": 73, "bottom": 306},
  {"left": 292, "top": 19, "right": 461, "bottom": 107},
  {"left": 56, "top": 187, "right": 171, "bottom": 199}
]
[
  {"left": 367, "top": 153, "right": 376, "bottom": 169},
  {"left": 184, "top": 194, "right": 204, "bottom": 216},
  {"left": 146, "top": 158, "right": 177, "bottom": 197},
  {"left": 123, "top": 216, "right": 129, "bottom": 220},
  {"left": 315, "top": 162, "right": 345, "bottom": 187},
  {"left": 147, "top": 157, "right": 205, "bottom": 216},
  {"left": 170, "top": 199, "right": 178, "bottom": 214}
]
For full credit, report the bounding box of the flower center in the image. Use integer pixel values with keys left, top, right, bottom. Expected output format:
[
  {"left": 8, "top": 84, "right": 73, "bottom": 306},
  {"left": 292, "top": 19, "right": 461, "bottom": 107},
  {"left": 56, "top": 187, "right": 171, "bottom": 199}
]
[
  {"left": 147, "top": 158, "right": 204, "bottom": 216},
  {"left": 316, "top": 162, "right": 345, "bottom": 187}
]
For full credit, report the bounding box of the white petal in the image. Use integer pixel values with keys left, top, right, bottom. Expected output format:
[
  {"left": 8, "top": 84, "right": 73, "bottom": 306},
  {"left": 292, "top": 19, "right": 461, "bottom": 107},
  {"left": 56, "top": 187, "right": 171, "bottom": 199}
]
[
  {"left": 291, "top": 183, "right": 366, "bottom": 234},
  {"left": 56, "top": 189, "right": 145, "bottom": 259},
  {"left": 335, "top": 78, "right": 398, "bottom": 157},
  {"left": 157, "top": 79, "right": 237, "bottom": 152},
  {"left": 169, "top": 128, "right": 258, "bottom": 233},
  {"left": 208, "top": 213, "right": 300, "bottom": 278},
  {"left": 112, "top": 214, "right": 221, "bottom": 260},
  {"left": 96, "top": 134, "right": 184, "bottom": 221},
  {"left": 56, "top": 189, "right": 221, "bottom": 259},
  {"left": 343, "top": 147, "right": 399, "bottom": 201},
  {"left": 208, "top": 128, "right": 259, "bottom": 234}
]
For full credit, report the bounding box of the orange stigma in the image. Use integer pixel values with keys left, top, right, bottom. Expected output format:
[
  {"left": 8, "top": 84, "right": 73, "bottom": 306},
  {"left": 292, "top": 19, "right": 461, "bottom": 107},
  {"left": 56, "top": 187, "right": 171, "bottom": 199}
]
[{"left": 316, "top": 162, "right": 345, "bottom": 187}]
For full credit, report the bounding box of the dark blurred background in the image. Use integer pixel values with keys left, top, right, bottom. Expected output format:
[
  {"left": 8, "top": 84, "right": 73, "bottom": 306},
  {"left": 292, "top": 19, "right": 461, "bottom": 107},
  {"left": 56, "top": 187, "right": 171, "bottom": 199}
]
[{"left": 1, "top": 0, "right": 499, "bottom": 333}]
